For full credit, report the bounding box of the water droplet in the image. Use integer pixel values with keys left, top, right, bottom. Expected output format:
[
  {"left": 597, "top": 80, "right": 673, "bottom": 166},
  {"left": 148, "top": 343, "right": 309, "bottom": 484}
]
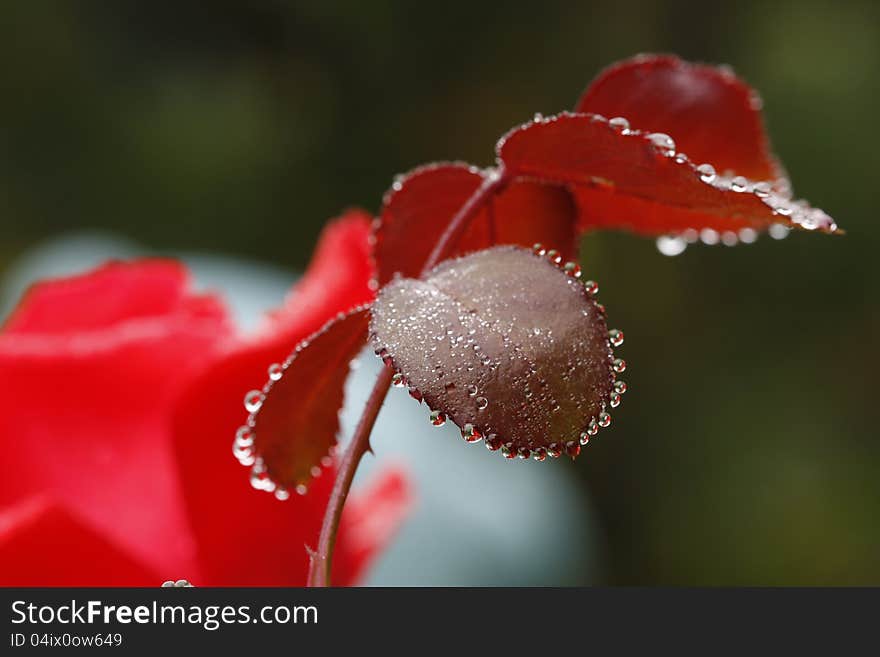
[
  {"left": 730, "top": 176, "right": 749, "bottom": 192},
  {"left": 614, "top": 380, "right": 627, "bottom": 394},
  {"left": 517, "top": 447, "right": 531, "bottom": 459},
  {"left": 598, "top": 412, "right": 612, "bottom": 427},
  {"left": 656, "top": 235, "right": 687, "bottom": 256},
  {"left": 608, "top": 329, "right": 624, "bottom": 347},
  {"left": 753, "top": 181, "right": 772, "bottom": 198},
  {"left": 697, "top": 163, "right": 716, "bottom": 183},
  {"left": 749, "top": 90, "right": 764, "bottom": 110},
  {"left": 475, "top": 396, "right": 488, "bottom": 410},
  {"left": 532, "top": 447, "right": 547, "bottom": 461},
  {"left": 295, "top": 484, "right": 308, "bottom": 496},
  {"left": 461, "top": 423, "right": 483, "bottom": 443},
  {"left": 738, "top": 228, "right": 758, "bottom": 244},
  {"left": 533, "top": 112, "right": 544, "bottom": 122},
  {"left": 250, "top": 470, "right": 276, "bottom": 493},
  {"left": 612, "top": 358, "right": 626, "bottom": 373},
  {"left": 485, "top": 434, "right": 503, "bottom": 451},
  {"left": 466, "top": 384, "right": 478, "bottom": 397},
  {"left": 232, "top": 442, "right": 254, "bottom": 465},
  {"left": 274, "top": 487, "right": 290, "bottom": 501},
  {"left": 501, "top": 444, "right": 516, "bottom": 459},
  {"left": 721, "top": 231, "right": 739, "bottom": 247},
  {"left": 564, "top": 261, "right": 582, "bottom": 278},
  {"left": 769, "top": 197, "right": 793, "bottom": 216},
  {"left": 565, "top": 442, "right": 581, "bottom": 458},
  {"left": 532, "top": 243, "right": 546, "bottom": 256},
  {"left": 546, "top": 249, "right": 562, "bottom": 264},
  {"left": 700, "top": 228, "right": 720, "bottom": 245},
  {"left": 392, "top": 372, "right": 407, "bottom": 387},
  {"left": 768, "top": 223, "right": 790, "bottom": 240},
  {"left": 587, "top": 419, "right": 599, "bottom": 436},
  {"left": 267, "top": 363, "right": 284, "bottom": 381},
  {"left": 648, "top": 132, "right": 675, "bottom": 155},
  {"left": 683, "top": 228, "right": 699, "bottom": 243},
  {"left": 243, "top": 390, "right": 264, "bottom": 413},
  {"left": 583, "top": 280, "right": 599, "bottom": 296},
  {"left": 235, "top": 425, "right": 254, "bottom": 447},
  {"left": 429, "top": 410, "right": 446, "bottom": 427},
  {"left": 800, "top": 208, "right": 829, "bottom": 231},
  {"left": 610, "top": 392, "right": 621, "bottom": 408},
  {"left": 609, "top": 116, "right": 630, "bottom": 132},
  {"left": 579, "top": 431, "right": 590, "bottom": 446}
]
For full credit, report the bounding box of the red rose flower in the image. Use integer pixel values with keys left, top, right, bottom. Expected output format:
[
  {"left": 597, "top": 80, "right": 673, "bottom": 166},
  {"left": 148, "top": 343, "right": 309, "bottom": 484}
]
[{"left": 0, "top": 211, "right": 411, "bottom": 586}]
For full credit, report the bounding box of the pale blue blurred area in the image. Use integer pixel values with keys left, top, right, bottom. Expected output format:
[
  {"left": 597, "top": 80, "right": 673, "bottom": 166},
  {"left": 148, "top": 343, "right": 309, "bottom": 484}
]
[
  {"left": 348, "top": 356, "right": 597, "bottom": 586},
  {"left": 0, "top": 231, "right": 289, "bottom": 334},
  {"left": 0, "top": 233, "right": 601, "bottom": 586}
]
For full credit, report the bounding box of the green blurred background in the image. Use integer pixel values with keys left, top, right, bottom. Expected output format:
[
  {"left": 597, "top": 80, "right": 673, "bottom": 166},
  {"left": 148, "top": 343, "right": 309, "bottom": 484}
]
[{"left": 1, "top": 1, "right": 877, "bottom": 584}]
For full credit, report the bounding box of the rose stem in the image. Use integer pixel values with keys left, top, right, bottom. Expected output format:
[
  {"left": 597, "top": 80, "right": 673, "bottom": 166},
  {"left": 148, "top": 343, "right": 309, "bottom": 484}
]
[{"left": 307, "top": 166, "right": 510, "bottom": 586}]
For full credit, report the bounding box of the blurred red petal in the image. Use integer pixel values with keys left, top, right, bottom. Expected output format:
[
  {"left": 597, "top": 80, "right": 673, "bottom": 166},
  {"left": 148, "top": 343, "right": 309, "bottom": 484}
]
[
  {"left": 575, "top": 54, "right": 781, "bottom": 182},
  {"left": 251, "top": 307, "right": 370, "bottom": 489},
  {"left": 332, "top": 465, "right": 413, "bottom": 586},
  {"left": 0, "top": 497, "right": 158, "bottom": 586},
  {"left": 172, "top": 210, "right": 406, "bottom": 585},
  {"left": 2, "top": 260, "right": 202, "bottom": 336},
  {"left": 256, "top": 208, "right": 374, "bottom": 341},
  {"left": 0, "top": 260, "right": 233, "bottom": 580},
  {"left": 374, "top": 163, "right": 577, "bottom": 285},
  {"left": 499, "top": 113, "right": 837, "bottom": 236}
]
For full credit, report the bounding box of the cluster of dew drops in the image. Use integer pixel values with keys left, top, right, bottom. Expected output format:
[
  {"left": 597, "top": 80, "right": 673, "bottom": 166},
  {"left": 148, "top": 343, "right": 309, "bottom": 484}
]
[
  {"left": 527, "top": 111, "right": 838, "bottom": 258},
  {"left": 234, "top": 352, "right": 337, "bottom": 500},
  {"left": 377, "top": 243, "right": 627, "bottom": 462},
  {"left": 229, "top": 98, "right": 838, "bottom": 496}
]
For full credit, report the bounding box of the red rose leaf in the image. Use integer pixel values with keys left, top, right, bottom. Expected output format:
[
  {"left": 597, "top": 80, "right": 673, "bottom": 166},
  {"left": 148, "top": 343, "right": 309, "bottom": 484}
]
[
  {"left": 498, "top": 113, "right": 837, "bottom": 236},
  {"left": 373, "top": 163, "right": 577, "bottom": 285},
  {"left": 576, "top": 54, "right": 780, "bottom": 182},
  {"left": 249, "top": 308, "right": 371, "bottom": 492}
]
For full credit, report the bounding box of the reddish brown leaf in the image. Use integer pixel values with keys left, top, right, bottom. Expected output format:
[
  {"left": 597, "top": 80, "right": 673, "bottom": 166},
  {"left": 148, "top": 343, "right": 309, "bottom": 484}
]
[
  {"left": 576, "top": 54, "right": 781, "bottom": 182},
  {"left": 370, "top": 246, "right": 619, "bottom": 458},
  {"left": 498, "top": 113, "right": 838, "bottom": 236},
  {"left": 373, "top": 163, "right": 577, "bottom": 285},
  {"left": 247, "top": 308, "right": 370, "bottom": 493}
]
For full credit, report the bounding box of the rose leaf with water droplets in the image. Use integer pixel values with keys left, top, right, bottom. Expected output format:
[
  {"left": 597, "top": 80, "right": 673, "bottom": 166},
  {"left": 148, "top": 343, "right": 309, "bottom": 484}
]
[
  {"left": 250, "top": 308, "right": 370, "bottom": 491},
  {"left": 373, "top": 163, "right": 578, "bottom": 285},
  {"left": 576, "top": 54, "right": 781, "bottom": 181},
  {"left": 498, "top": 113, "right": 838, "bottom": 236},
  {"left": 370, "top": 246, "right": 617, "bottom": 456}
]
